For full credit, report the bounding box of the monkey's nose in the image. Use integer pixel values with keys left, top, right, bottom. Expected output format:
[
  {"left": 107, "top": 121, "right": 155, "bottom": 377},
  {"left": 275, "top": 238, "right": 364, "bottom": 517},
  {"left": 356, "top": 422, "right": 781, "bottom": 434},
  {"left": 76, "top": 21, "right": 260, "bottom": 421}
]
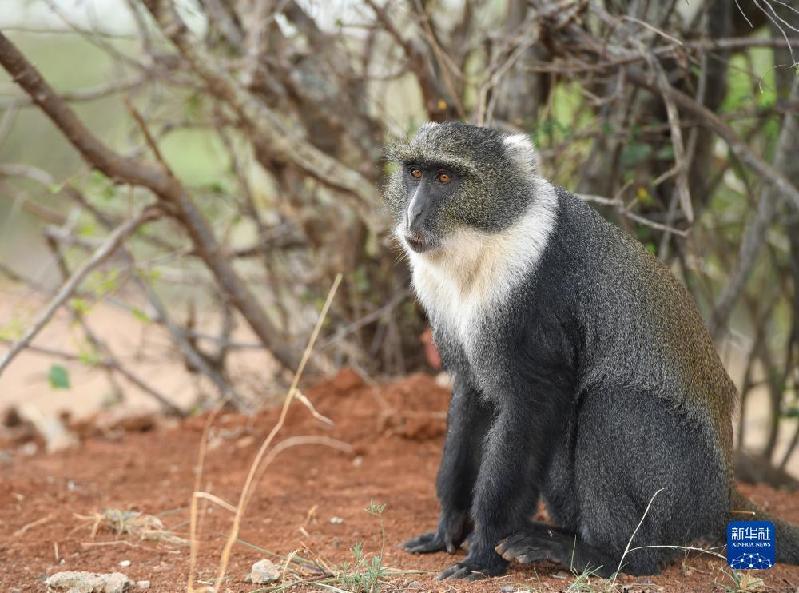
[
  {"left": 406, "top": 201, "right": 426, "bottom": 233},
  {"left": 404, "top": 233, "right": 429, "bottom": 253}
]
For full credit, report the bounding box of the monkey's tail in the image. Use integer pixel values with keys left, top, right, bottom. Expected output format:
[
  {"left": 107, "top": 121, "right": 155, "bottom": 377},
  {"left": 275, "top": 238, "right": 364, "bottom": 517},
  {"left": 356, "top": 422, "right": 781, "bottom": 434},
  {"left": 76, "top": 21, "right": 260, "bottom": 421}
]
[{"left": 730, "top": 488, "right": 799, "bottom": 564}]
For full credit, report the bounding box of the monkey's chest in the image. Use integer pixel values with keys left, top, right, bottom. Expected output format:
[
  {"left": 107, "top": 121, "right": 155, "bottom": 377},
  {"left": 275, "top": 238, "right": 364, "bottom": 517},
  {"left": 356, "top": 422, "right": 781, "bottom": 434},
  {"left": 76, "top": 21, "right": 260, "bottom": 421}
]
[
  {"left": 413, "top": 269, "right": 506, "bottom": 349},
  {"left": 411, "top": 269, "right": 518, "bottom": 382}
]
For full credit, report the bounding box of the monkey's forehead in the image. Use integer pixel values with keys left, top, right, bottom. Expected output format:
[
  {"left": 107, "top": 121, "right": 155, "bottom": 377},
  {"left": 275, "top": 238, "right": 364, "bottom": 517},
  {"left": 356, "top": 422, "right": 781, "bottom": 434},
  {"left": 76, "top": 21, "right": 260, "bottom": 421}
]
[
  {"left": 386, "top": 122, "right": 506, "bottom": 173},
  {"left": 385, "top": 143, "right": 478, "bottom": 175}
]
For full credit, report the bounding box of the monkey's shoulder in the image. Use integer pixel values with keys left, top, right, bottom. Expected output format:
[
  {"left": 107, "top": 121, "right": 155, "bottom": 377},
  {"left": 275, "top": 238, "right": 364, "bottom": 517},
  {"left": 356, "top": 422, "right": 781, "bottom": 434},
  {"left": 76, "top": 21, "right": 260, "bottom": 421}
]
[{"left": 548, "top": 189, "right": 736, "bottom": 419}]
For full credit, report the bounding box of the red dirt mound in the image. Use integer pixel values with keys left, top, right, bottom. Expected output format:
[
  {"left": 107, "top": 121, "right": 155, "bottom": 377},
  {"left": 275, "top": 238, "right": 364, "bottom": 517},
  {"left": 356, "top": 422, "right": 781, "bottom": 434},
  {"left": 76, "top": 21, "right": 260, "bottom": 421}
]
[{"left": 1, "top": 370, "right": 797, "bottom": 593}]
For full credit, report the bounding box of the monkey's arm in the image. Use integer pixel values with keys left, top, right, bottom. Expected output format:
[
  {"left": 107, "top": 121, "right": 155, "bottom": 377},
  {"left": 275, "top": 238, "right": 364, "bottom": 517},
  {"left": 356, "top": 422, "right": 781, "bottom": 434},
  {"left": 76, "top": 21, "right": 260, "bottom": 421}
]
[
  {"left": 438, "top": 370, "right": 573, "bottom": 579},
  {"left": 404, "top": 375, "right": 492, "bottom": 554}
]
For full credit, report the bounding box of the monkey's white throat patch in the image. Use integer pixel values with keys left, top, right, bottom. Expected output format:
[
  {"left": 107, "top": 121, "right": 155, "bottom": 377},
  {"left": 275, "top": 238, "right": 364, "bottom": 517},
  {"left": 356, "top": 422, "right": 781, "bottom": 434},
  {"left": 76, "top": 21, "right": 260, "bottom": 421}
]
[{"left": 406, "top": 179, "right": 558, "bottom": 349}]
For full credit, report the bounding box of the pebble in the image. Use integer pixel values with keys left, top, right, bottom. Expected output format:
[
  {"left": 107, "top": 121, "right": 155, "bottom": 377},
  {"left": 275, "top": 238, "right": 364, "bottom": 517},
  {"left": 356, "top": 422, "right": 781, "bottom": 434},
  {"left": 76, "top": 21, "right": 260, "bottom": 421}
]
[
  {"left": 330, "top": 516, "right": 344, "bottom": 524},
  {"left": 119, "top": 560, "right": 131, "bottom": 568},
  {"left": 45, "top": 571, "right": 132, "bottom": 593},
  {"left": 247, "top": 559, "right": 280, "bottom": 584},
  {"left": 136, "top": 581, "right": 150, "bottom": 590},
  {"left": 500, "top": 586, "right": 515, "bottom": 592},
  {"left": 553, "top": 570, "right": 571, "bottom": 580}
]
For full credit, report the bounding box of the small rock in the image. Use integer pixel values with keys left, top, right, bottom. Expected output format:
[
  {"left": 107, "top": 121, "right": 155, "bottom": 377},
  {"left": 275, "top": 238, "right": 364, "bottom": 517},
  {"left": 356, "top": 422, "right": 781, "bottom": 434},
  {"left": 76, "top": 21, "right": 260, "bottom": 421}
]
[
  {"left": 118, "top": 560, "right": 131, "bottom": 568},
  {"left": 435, "top": 372, "right": 453, "bottom": 387},
  {"left": 19, "top": 441, "right": 38, "bottom": 456},
  {"left": 135, "top": 581, "right": 150, "bottom": 590},
  {"left": 330, "top": 516, "right": 344, "bottom": 524},
  {"left": 500, "top": 586, "right": 515, "bottom": 593},
  {"left": 17, "top": 403, "right": 78, "bottom": 452},
  {"left": 552, "top": 570, "right": 570, "bottom": 580},
  {"left": 248, "top": 559, "right": 280, "bottom": 584},
  {"left": 45, "top": 571, "right": 132, "bottom": 593}
]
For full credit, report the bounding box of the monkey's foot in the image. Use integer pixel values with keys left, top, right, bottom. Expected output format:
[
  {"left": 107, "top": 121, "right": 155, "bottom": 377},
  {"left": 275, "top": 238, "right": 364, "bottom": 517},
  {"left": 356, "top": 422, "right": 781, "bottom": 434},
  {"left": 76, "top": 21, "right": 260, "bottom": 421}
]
[
  {"left": 403, "top": 532, "right": 447, "bottom": 554},
  {"left": 496, "top": 525, "right": 615, "bottom": 578},
  {"left": 404, "top": 512, "right": 470, "bottom": 554},
  {"left": 495, "top": 530, "right": 561, "bottom": 564},
  {"left": 437, "top": 553, "right": 507, "bottom": 580}
]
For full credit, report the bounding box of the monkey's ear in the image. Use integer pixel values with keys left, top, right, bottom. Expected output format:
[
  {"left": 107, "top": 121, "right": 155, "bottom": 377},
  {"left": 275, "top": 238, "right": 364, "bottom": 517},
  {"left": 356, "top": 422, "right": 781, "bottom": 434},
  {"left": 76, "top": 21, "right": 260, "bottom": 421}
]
[{"left": 502, "top": 133, "right": 538, "bottom": 178}]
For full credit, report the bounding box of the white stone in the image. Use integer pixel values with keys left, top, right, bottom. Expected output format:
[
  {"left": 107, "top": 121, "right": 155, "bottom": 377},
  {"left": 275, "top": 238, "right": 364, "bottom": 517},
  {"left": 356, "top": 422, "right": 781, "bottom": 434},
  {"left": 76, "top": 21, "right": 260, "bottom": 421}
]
[
  {"left": 45, "top": 571, "right": 131, "bottom": 593},
  {"left": 249, "top": 559, "right": 280, "bottom": 584}
]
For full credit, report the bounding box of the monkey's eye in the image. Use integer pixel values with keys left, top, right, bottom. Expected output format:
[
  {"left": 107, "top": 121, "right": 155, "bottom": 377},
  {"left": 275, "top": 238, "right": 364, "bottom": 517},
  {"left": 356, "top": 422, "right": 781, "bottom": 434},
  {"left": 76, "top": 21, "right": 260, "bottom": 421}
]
[
  {"left": 409, "top": 168, "right": 422, "bottom": 179},
  {"left": 436, "top": 171, "right": 452, "bottom": 184}
]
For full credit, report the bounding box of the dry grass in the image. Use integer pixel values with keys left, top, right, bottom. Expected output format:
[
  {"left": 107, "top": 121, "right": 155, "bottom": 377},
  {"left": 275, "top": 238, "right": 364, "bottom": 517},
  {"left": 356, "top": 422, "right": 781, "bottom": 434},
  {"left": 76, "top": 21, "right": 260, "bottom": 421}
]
[
  {"left": 75, "top": 508, "right": 188, "bottom": 546},
  {"left": 186, "top": 273, "right": 346, "bottom": 593}
]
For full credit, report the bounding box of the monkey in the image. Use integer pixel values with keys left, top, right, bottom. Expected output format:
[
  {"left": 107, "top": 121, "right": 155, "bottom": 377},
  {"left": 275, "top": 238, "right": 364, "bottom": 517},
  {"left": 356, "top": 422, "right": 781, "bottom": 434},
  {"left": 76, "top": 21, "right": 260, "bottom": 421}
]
[{"left": 383, "top": 121, "right": 799, "bottom": 580}]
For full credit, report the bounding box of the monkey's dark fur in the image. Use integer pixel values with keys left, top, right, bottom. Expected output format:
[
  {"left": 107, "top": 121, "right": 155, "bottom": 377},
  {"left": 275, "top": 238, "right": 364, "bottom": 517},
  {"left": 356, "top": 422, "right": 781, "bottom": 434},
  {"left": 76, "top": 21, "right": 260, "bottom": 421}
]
[{"left": 384, "top": 122, "right": 799, "bottom": 580}]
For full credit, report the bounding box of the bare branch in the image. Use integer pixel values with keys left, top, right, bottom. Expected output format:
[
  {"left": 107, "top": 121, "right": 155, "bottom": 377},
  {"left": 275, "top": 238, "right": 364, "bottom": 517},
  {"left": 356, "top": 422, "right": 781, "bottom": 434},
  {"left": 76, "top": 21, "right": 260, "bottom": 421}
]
[
  {"left": 711, "top": 75, "right": 799, "bottom": 337},
  {"left": 622, "top": 66, "right": 799, "bottom": 211},
  {"left": 0, "top": 33, "right": 171, "bottom": 193},
  {"left": 144, "top": 0, "right": 382, "bottom": 231},
  {"left": 650, "top": 58, "right": 694, "bottom": 222},
  {"left": 0, "top": 76, "right": 146, "bottom": 109},
  {"left": 0, "top": 206, "right": 158, "bottom": 376},
  {"left": 0, "top": 30, "right": 309, "bottom": 376}
]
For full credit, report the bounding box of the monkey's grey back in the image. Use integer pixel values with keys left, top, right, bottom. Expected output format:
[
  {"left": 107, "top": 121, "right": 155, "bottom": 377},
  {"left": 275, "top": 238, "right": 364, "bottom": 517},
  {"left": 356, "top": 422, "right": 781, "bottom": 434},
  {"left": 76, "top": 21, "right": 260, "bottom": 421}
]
[{"left": 549, "top": 188, "right": 736, "bottom": 462}]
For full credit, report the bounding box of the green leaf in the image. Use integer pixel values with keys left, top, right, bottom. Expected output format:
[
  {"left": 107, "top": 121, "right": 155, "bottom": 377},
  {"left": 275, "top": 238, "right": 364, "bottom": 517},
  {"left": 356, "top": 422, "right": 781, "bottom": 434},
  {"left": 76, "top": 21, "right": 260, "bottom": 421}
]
[
  {"left": 635, "top": 185, "right": 655, "bottom": 206},
  {"left": 69, "top": 297, "right": 91, "bottom": 315},
  {"left": 90, "top": 170, "right": 108, "bottom": 184},
  {"left": 141, "top": 268, "right": 161, "bottom": 284},
  {"left": 89, "top": 269, "right": 120, "bottom": 296},
  {"left": 131, "top": 307, "right": 150, "bottom": 323},
  {"left": 77, "top": 221, "right": 97, "bottom": 238},
  {"left": 207, "top": 181, "right": 225, "bottom": 194},
  {"left": 654, "top": 145, "right": 675, "bottom": 161},
  {"left": 48, "top": 364, "right": 71, "bottom": 390},
  {"left": 620, "top": 143, "right": 652, "bottom": 167},
  {"left": 0, "top": 319, "right": 24, "bottom": 341},
  {"left": 78, "top": 345, "right": 102, "bottom": 367},
  {"left": 185, "top": 93, "right": 202, "bottom": 117}
]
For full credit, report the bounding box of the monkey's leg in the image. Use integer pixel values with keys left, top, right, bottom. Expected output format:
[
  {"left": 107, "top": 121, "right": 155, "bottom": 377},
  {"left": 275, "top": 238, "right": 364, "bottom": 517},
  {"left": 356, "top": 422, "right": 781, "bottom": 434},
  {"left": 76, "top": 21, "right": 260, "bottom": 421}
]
[
  {"left": 496, "top": 522, "right": 617, "bottom": 578},
  {"left": 438, "top": 388, "right": 567, "bottom": 580},
  {"left": 570, "top": 387, "right": 729, "bottom": 576},
  {"left": 403, "top": 376, "right": 493, "bottom": 555}
]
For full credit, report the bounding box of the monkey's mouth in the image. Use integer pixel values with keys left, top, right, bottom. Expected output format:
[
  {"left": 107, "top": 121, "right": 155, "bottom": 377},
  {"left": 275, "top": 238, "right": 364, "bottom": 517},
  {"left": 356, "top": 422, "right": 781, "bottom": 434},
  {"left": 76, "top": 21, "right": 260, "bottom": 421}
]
[{"left": 404, "top": 233, "right": 434, "bottom": 253}]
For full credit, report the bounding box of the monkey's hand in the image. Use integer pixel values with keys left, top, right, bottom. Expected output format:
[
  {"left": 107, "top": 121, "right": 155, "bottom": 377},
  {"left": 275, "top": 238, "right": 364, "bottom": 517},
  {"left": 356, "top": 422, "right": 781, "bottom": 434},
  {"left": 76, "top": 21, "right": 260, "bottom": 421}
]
[
  {"left": 403, "top": 510, "right": 470, "bottom": 554},
  {"left": 437, "top": 548, "right": 508, "bottom": 580}
]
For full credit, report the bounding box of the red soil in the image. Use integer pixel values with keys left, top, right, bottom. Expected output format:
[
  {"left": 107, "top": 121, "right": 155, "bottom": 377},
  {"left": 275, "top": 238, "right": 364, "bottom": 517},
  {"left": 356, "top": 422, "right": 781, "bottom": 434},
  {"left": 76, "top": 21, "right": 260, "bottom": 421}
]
[{"left": 1, "top": 370, "right": 798, "bottom": 592}]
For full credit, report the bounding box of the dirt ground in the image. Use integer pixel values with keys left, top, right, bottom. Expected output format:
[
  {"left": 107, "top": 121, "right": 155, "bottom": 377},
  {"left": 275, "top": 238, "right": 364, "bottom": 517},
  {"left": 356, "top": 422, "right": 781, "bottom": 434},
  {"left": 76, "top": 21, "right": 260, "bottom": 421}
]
[{"left": 1, "top": 370, "right": 798, "bottom": 593}]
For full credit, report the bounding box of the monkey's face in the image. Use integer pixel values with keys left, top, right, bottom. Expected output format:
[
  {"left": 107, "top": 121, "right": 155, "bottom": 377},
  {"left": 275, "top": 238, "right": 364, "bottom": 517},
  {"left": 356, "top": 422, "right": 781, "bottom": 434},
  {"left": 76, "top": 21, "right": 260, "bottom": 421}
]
[
  {"left": 384, "top": 122, "right": 540, "bottom": 258},
  {"left": 395, "top": 162, "right": 464, "bottom": 254}
]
